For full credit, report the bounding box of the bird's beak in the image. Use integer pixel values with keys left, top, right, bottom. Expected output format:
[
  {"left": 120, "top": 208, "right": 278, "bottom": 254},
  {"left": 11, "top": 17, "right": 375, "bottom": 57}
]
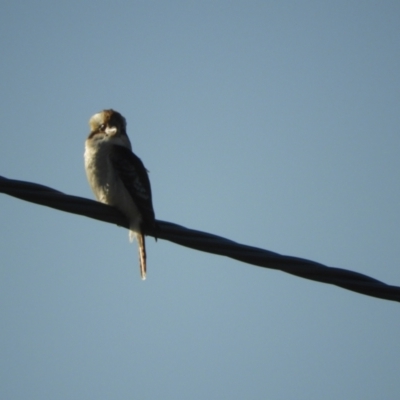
[{"left": 105, "top": 126, "right": 118, "bottom": 136}]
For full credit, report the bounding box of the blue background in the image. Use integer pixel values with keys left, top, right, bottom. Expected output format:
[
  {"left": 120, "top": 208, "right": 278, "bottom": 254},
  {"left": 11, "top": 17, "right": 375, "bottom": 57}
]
[{"left": 1, "top": 1, "right": 400, "bottom": 399}]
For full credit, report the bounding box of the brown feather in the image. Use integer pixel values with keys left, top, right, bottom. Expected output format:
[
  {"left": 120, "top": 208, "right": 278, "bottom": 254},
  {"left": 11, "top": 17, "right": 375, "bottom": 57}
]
[{"left": 137, "top": 233, "right": 147, "bottom": 280}]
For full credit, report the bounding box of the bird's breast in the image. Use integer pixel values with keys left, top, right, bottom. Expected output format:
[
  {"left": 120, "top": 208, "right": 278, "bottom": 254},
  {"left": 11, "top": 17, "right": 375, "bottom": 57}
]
[
  {"left": 84, "top": 140, "right": 142, "bottom": 228},
  {"left": 84, "top": 142, "right": 114, "bottom": 202}
]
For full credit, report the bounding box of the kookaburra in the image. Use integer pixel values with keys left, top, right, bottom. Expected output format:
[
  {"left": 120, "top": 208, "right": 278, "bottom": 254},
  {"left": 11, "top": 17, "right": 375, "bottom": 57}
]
[{"left": 84, "top": 109, "right": 157, "bottom": 280}]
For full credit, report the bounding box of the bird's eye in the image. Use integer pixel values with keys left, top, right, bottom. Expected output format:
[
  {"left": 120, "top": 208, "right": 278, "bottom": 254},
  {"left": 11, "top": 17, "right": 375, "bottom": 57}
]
[{"left": 99, "top": 124, "right": 106, "bottom": 131}]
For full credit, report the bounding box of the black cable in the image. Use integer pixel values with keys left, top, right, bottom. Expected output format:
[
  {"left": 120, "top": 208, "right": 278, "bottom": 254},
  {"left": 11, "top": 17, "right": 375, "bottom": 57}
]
[{"left": 1, "top": 175, "right": 399, "bottom": 303}]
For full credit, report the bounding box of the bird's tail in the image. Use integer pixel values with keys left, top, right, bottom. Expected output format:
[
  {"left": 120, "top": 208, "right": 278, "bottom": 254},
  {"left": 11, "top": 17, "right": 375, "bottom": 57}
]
[{"left": 137, "top": 233, "right": 147, "bottom": 280}]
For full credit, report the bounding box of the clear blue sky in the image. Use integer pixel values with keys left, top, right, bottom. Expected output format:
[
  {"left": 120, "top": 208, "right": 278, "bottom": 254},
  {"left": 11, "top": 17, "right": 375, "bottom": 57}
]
[{"left": 1, "top": 1, "right": 400, "bottom": 399}]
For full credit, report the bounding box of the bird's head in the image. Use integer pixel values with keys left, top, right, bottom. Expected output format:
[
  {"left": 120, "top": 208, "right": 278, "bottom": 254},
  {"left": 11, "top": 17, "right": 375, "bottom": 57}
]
[{"left": 88, "top": 109, "right": 131, "bottom": 148}]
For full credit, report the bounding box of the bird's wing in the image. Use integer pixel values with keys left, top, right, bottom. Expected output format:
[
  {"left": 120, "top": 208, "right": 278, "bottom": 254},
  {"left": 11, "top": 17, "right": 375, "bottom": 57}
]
[{"left": 109, "top": 145, "right": 156, "bottom": 228}]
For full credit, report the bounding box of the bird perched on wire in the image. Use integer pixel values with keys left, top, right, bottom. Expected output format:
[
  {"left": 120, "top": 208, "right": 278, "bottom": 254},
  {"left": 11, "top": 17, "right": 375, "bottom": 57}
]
[{"left": 84, "top": 109, "right": 157, "bottom": 280}]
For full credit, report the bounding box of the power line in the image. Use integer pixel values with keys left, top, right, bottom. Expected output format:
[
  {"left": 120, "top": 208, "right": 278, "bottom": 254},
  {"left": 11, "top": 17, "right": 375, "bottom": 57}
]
[{"left": 1, "top": 175, "right": 399, "bottom": 303}]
